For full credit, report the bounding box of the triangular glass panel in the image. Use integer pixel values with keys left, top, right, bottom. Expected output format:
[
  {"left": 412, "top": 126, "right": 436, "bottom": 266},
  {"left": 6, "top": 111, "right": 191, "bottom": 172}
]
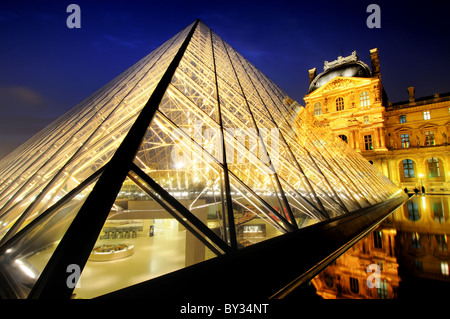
[
  {"left": 0, "top": 172, "right": 101, "bottom": 298},
  {"left": 223, "top": 129, "right": 294, "bottom": 229},
  {"left": 0, "top": 23, "right": 192, "bottom": 240},
  {"left": 72, "top": 174, "right": 219, "bottom": 299},
  {"left": 227, "top": 173, "right": 288, "bottom": 248},
  {"left": 133, "top": 111, "right": 233, "bottom": 246}
]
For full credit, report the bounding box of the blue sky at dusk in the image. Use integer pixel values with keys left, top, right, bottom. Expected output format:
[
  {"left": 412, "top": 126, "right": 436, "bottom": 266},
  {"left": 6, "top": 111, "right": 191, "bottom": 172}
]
[{"left": 0, "top": 0, "right": 449, "bottom": 159}]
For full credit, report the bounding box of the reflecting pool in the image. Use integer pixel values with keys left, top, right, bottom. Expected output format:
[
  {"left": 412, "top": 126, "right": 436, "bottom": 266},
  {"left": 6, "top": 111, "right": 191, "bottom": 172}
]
[{"left": 289, "top": 194, "right": 450, "bottom": 299}]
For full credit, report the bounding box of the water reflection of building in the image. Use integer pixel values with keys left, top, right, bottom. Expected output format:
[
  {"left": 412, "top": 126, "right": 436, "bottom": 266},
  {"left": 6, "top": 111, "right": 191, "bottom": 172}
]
[
  {"left": 387, "top": 195, "right": 450, "bottom": 286},
  {"left": 311, "top": 226, "right": 400, "bottom": 299},
  {"left": 312, "top": 195, "right": 450, "bottom": 299}
]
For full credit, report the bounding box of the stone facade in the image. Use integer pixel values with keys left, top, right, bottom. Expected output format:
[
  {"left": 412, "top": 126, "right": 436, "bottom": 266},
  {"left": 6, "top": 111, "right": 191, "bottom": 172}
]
[{"left": 303, "top": 49, "right": 450, "bottom": 192}]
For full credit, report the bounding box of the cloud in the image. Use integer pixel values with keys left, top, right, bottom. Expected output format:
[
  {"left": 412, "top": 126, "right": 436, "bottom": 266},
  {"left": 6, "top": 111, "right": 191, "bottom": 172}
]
[
  {"left": 104, "top": 34, "right": 145, "bottom": 48},
  {"left": 92, "top": 34, "right": 145, "bottom": 50},
  {"left": 0, "top": 86, "right": 53, "bottom": 160},
  {"left": 0, "top": 86, "right": 47, "bottom": 115},
  {"left": 0, "top": 115, "right": 54, "bottom": 160}
]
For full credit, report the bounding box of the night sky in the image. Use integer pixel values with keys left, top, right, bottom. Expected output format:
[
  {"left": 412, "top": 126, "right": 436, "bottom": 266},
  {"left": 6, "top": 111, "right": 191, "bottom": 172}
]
[{"left": 0, "top": 0, "right": 449, "bottom": 160}]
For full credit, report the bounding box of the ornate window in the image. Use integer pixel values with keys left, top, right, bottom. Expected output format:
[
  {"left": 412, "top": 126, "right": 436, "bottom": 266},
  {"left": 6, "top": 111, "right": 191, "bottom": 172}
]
[
  {"left": 399, "top": 115, "right": 406, "bottom": 123},
  {"left": 401, "top": 134, "right": 410, "bottom": 148},
  {"left": 364, "top": 135, "right": 373, "bottom": 150},
  {"left": 314, "top": 102, "right": 322, "bottom": 116},
  {"left": 428, "top": 157, "right": 441, "bottom": 178},
  {"left": 349, "top": 277, "right": 359, "bottom": 294},
  {"left": 363, "top": 116, "right": 370, "bottom": 124},
  {"left": 373, "top": 231, "right": 383, "bottom": 249},
  {"left": 424, "top": 131, "right": 435, "bottom": 146},
  {"left": 336, "top": 97, "right": 344, "bottom": 111},
  {"left": 423, "top": 111, "right": 431, "bottom": 120},
  {"left": 402, "top": 159, "right": 415, "bottom": 178},
  {"left": 360, "top": 91, "right": 370, "bottom": 107}
]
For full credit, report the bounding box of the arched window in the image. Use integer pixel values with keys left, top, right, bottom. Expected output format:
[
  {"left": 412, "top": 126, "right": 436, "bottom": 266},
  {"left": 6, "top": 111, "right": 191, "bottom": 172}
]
[
  {"left": 314, "top": 102, "right": 322, "bottom": 115},
  {"left": 338, "top": 134, "right": 348, "bottom": 143},
  {"left": 336, "top": 97, "right": 344, "bottom": 111},
  {"left": 428, "top": 157, "right": 443, "bottom": 178},
  {"left": 402, "top": 159, "right": 415, "bottom": 179},
  {"left": 360, "top": 91, "right": 370, "bottom": 107}
]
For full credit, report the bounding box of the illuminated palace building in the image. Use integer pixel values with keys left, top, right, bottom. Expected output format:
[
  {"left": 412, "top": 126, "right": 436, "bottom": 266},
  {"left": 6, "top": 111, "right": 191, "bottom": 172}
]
[
  {"left": 0, "top": 20, "right": 407, "bottom": 299},
  {"left": 304, "top": 49, "right": 450, "bottom": 192}
]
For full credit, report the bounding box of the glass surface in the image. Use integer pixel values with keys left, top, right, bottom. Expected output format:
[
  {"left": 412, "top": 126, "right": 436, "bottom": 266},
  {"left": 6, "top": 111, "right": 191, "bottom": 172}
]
[
  {"left": 73, "top": 175, "right": 217, "bottom": 299},
  {"left": 134, "top": 111, "right": 233, "bottom": 246},
  {"left": 0, "top": 175, "right": 99, "bottom": 298},
  {"left": 289, "top": 195, "right": 450, "bottom": 300},
  {"left": 0, "top": 24, "right": 189, "bottom": 240}
]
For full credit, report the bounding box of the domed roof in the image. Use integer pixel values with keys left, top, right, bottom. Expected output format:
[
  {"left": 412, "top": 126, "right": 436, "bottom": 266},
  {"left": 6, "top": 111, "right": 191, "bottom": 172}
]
[{"left": 308, "top": 51, "right": 372, "bottom": 93}]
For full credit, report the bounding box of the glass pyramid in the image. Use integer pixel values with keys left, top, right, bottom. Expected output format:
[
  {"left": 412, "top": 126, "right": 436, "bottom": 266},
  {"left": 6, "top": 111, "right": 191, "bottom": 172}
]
[{"left": 0, "top": 19, "right": 406, "bottom": 298}]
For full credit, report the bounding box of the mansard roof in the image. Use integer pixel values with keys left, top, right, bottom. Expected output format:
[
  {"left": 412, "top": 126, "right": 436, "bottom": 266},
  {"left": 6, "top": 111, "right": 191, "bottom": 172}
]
[{"left": 308, "top": 51, "right": 372, "bottom": 93}]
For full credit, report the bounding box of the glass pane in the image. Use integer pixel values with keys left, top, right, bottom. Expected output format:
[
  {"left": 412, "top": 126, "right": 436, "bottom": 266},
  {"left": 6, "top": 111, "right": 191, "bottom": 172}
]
[
  {"left": 0, "top": 175, "right": 100, "bottom": 298},
  {"left": 133, "top": 111, "right": 232, "bottom": 245},
  {"left": 0, "top": 24, "right": 190, "bottom": 240},
  {"left": 73, "top": 175, "right": 217, "bottom": 299},
  {"left": 228, "top": 174, "right": 286, "bottom": 247}
]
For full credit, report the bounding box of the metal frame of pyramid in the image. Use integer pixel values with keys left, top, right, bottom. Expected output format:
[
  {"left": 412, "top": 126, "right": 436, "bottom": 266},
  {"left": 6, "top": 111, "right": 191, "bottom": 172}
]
[{"left": 0, "top": 19, "right": 406, "bottom": 299}]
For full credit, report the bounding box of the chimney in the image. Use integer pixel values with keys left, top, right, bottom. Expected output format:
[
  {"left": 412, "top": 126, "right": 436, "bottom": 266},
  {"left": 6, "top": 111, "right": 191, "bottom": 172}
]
[
  {"left": 407, "top": 87, "right": 415, "bottom": 102},
  {"left": 308, "top": 68, "right": 316, "bottom": 85},
  {"left": 370, "top": 48, "right": 380, "bottom": 79}
]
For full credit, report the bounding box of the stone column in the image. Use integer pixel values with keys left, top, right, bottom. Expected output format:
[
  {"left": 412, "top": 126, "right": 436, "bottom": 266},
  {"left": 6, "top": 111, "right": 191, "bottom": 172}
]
[
  {"left": 353, "top": 130, "right": 360, "bottom": 150},
  {"left": 373, "top": 128, "right": 380, "bottom": 149},
  {"left": 379, "top": 127, "right": 386, "bottom": 148}
]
